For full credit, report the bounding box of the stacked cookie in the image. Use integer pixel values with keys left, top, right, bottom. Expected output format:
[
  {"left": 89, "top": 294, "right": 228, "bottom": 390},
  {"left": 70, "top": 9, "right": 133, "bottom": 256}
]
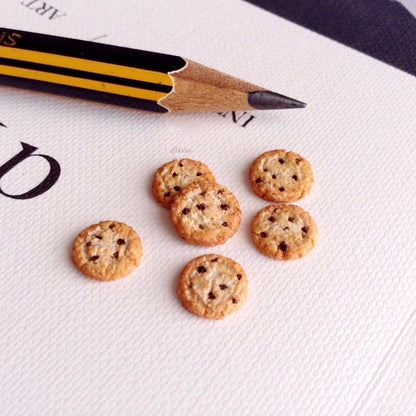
[
  {"left": 249, "top": 150, "right": 317, "bottom": 260},
  {"left": 152, "top": 158, "right": 241, "bottom": 246}
]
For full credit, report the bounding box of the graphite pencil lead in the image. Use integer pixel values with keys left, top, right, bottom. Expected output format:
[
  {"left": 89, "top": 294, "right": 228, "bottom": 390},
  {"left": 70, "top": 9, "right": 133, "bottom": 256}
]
[{"left": 248, "top": 91, "right": 306, "bottom": 110}]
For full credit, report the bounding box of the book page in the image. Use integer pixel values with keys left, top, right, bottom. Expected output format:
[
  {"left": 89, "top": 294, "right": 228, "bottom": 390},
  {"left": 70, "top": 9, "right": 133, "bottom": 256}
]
[{"left": 1, "top": 1, "right": 416, "bottom": 414}]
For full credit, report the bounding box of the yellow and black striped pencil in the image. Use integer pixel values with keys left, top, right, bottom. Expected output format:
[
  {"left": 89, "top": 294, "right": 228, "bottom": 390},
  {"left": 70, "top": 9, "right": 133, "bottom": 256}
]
[{"left": 0, "top": 27, "right": 305, "bottom": 113}]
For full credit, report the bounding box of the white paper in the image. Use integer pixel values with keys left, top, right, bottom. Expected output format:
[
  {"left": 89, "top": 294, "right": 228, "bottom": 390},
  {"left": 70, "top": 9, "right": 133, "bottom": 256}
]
[{"left": 1, "top": 1, "right": 416, "bottom": 415}]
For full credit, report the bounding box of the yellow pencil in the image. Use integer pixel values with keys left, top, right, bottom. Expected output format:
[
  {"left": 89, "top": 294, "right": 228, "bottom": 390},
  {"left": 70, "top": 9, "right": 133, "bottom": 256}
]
[{"left": 0, "top": 27, "right": 306, "bottom": 113}]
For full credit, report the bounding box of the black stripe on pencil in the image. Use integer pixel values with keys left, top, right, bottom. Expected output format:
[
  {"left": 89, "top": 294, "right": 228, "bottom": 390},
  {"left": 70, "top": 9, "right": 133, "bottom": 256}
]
[
  {"left": 3, "top": 28, "right": 186, "bottom": 72},
  {"left": 0, "top": 27, "right": 306, "bottom": 113}
]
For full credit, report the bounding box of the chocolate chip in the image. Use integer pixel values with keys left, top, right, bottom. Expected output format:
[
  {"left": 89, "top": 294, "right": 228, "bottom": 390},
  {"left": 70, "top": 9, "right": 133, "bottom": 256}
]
[
  {"left": 292, "top": 175, "right": 298, "bottom": 181},
  {"left": 279, "top": 187, "right": 285, "bottom": 191},
  {"left": 173, "top": 186, "right": 181, "bottom": 191},
  {"left": 283, "top": 226, "right": 289, "bottom": 231},
  {"left": 219, "top": 284, "right": 228, "bottom": 290},
  {"left": 260, "top": 232, "right": 267, "bottom": 238},
  {"left": 182, "top": 208, "right": 190, "bottom": 215},
  {"left": 208, "top": 292, "right": 216, "bottom": 300},
  {"left": 196, "top": 203, "right": 206, "bottom": 211},
  {"left": 269, "top": 216, "right": 276, "bottom": 222},
  {"left": 279, "top": 158, "right": 285, "bottom": 164},
  {"left": 179, "top": 162, "right": 183, "bottom": 167},
  {"left": 217, "top": 189, "right": 224, "bottom": 194},
  {"left": 113, "top": 251, "right": 119, "bottom": 259},
  {"left": 295, "top": 158, "right": 302, "bottom": 164},
  {"left": 90, "top": 255, "right": 99, "bottom": 261},
  {"left": 200, "top": 191, "right": 206, "bottom": 196},
  {"left": 302, "top": 226, "right": 309, "bottom": 233},
  {"left": 237, "top": 274, "right": 242, "bottom": 280},
  {"left": 197, "top": 266, "right": 207, "bottom": 273},
  {"left": 232, "top": 298, "right": 238, "bottom": 304},
  {"left": 272, "top": 174, "right": 277, "bottom": 179},
  {"left": 117, "top": 239, "right": 126, "bottom": 245},
  {"left": 211, "top": 258, "right": 219, "bottom": 262},
  {"left": 288, "top": 217, "right": 294, "bottom": 222},
  {"left": 86, "top": 242, "right": 92, "bottom": 247},
  {"left": 196, "top": 172, "right": 202, "bottom": 176},
  {"left": 222, "top": 222, "right": 228, "bottom": 227},
  {"left": 164, "top": 192, "right": 171, "bottom": 197},
  {"left": 199, "top": 224, "right": 204, "bottom": 229},
  {"left": 220, "top": 204, "right": 229, "bottom": 210},
  {"left": 94, "top": 234, "right": 102, "bottom": 239},
  {"left": 255, "top": 178, "right": 262, "bottom": 183},
  {"left": 278, "top": 242, "right": 287, "bottom": 252},
  {"left": 172, "top": 172, "right": 178, "bottom": 177},
  {"left": 188, "top": 283, "right": 193, "bottom": 289},
  {"left": 109, "top": 223, "right": 115, "bottom": 229},
  {"left": 263, "top": 168, "right": 268, "bottom": 172}
]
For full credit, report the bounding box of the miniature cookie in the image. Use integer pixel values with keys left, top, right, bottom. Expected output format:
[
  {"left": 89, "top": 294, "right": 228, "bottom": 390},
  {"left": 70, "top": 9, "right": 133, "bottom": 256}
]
[
  {"left": 170, "top": 181, "right": 241, "bottom": 246},
  {"left": 71, "top": 220, "right": 143, "bottom": 281},
  {"left": 152, "top": 158, "right": 216, "bottom": 208},
  {"left": 249, "top": 149, "right": 313, "bottom": 202},
  {"left": 177, "top": 254, "right": 248, "bottom": 319},
  {"left": 251, "top": 204, "right": 317, "bottom": 260}
]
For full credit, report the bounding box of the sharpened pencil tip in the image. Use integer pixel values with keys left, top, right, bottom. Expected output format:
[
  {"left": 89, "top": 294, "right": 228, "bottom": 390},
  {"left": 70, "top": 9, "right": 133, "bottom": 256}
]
[{"left": 248, "top": 91, "right": 306, "bottom": 110}]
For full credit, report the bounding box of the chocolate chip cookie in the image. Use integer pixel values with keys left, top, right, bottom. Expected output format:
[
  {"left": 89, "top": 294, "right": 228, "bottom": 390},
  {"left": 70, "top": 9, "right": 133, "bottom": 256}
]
[
  {"left": 177, "top": 254, "right": 248, "bottom": 319},
  {"left": 170, "top": 181, "right": 241, "bottom": 246},
  {"left": 152, "top": 158, "right": 216, "bottom": 208},
  {"left": 71, "top": 220, "right": 143, "bottom": 280},
  {"left": 251, "top": 204, "right": 317, "bottom": 260},
  {"left": 249, "top": 149, "right": 313, "bottom": 202}
]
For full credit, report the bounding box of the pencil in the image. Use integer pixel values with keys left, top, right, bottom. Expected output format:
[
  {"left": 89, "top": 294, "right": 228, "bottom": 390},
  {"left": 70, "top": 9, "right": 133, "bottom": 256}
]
[{"left": 0, "top": 27, "right": 306, "bottom": 113}]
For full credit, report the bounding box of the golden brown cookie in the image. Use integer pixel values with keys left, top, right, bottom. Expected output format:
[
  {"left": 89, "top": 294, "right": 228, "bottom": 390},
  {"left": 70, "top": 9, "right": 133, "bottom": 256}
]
[
  {"left": 251, "top": 204, "right": 317, "bottom": 260},
  {"left": 177, "top": 254, "right": 248, "bottom": 319},
  {"left": 152, "top": 158, "right": 216, "bottom": 208},
  {"left": 170, "top": 181, "right": 241, "bottom": 246},
  {"left": 249, "top": 149, "right": 313, "bottom": 202},
  {"left": 71, "top": 220, "right": 143, "bottom": 281}
]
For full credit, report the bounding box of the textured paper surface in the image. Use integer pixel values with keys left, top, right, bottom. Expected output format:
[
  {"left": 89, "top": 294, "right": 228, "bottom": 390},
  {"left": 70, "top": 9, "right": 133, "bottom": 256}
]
[
  {"left": 1, "top": 1, "right": 416, "bottom": 415},
  {"left": 355, "top": 312, "right": 416, "bottom": 415}
]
